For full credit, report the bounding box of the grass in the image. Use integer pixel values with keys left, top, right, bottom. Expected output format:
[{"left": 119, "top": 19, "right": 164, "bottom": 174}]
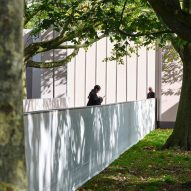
[{"left": 77, "top": 129, "right": 191, "bottom": 191}]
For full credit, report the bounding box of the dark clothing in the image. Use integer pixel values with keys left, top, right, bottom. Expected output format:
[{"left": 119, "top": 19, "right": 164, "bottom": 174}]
[
  {"left": 87, "top": 89, "right": 103, "bottom": 106},
  {"left": 147, "top": 92, "right": 155, "bottom": 99}
]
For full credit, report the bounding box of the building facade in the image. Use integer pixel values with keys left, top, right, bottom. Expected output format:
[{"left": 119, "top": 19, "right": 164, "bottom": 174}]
[{"left": 24, "top": 30, "right": 182, "bottom": 127}]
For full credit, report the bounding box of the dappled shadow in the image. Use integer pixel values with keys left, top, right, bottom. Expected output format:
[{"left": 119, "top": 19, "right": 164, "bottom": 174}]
[
  {"left": 25, "top": 29, "right": 68, "bottom": 99},
  {"left": 40, "top": 30, "right": 68, "bottom": 98},
  {"left": 24, "top": 99, "right": 155, "bottom": 191},
  {"left": 162, "top": 46, "right": 182, "bottom": 96},
  {"left": 81, "top": 175, "right": 191, "bottom": 191},
  {"left": 40, "top": 69, "right": 53, "bottom": 96},
  {"left": 79, "top": 142, "right": 191, "bottom": 191}
]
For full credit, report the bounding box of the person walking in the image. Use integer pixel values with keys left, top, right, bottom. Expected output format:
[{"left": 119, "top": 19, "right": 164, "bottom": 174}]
[{"left": 87, "top": 85, "right": 104, "bottom": 106}]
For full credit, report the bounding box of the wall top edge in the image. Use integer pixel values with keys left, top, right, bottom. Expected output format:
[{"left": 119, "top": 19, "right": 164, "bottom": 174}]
[{"left": 23, "top": 98, "right": 155, "bottom": 116}]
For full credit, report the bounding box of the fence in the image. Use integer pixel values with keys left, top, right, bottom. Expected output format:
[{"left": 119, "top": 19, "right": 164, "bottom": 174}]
[{"left": 24, "top": 99, "right": 155, "bottom": 191}]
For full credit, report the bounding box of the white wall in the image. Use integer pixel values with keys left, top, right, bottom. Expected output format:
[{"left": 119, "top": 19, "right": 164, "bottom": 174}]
[
  {"left": 67, "top": 38, "right": 156, "bottom": 107},
  {"left": 24, "top": 99, "right": 155, "bottom": 191},
  {"left": 160, "top": 48, "right": 182, "bottom": 123},
  {"left": 25, "top": 28, "right": 182, "bottom": 126},
  {"left": 23, "top": 98, "right": 69, "bottom": 113},
  {"left": 25, "top": 31, "right": 157, "bottom": 109},
  {"left": 25, "top": 30, "right": 67, "bottom": 99}
]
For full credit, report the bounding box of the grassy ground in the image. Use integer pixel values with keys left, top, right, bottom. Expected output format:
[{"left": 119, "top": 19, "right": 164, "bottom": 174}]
[{"left": 77, "top": 129, "right": 191, "bottom": 191}]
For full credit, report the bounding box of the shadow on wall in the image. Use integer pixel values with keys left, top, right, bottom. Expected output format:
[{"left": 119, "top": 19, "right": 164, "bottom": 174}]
[
  {"left": 40, "top": 30, "right": 68, "bottom": 98},
  {"left": 40, "top": 48, "right": 67, "bottom": 97},
  {"left": 25, "top": 29, "right": 68, "bottom": 98},
  {"left": 162, "top": 46, "right": 182, "bottom": 96},
  {"left": 161, "top": 102, "right": 179, "bottom": 122},
  {"left": 41, "top": 69, "right": 54, "bottom": 96},
  {"left": 24, "top": 100, "right": 155, "bottom": 191}
]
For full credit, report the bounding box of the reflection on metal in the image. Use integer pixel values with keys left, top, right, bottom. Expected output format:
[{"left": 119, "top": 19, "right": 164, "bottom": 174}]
[{"left": 24, "top": 99, "right": 155, "bottom": 191}]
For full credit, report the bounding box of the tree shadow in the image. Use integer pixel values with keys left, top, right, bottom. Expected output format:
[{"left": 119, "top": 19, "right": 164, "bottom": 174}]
[{"left": 162, "top": 46, "right": 182, "bottom": 96}]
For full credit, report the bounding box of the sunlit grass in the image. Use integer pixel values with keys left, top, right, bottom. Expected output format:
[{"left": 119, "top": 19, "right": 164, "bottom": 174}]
[{"left": 78, "top": 129, "right": 191, "bottom": 191}]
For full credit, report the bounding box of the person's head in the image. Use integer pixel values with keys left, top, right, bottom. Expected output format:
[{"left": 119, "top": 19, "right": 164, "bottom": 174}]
[
  {"left": 94, "top": 85, "right": 101, "bottom": 93},
  {"left": 148, "top": 87, "right": 153, "bottom": 92}
]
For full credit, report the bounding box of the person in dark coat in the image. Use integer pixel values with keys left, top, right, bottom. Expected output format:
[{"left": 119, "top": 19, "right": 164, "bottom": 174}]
[
  {"left": 147, "top": 87, "right": 155, "bottom": 99},
  {"left": 87, "top": 85, "right": 103, "bottom": 106}
]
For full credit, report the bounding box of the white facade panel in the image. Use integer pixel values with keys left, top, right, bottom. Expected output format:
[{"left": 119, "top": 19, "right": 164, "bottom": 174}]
[
  {"left": 41, "top": 68, "right": 54, "bottom": 98},
  {"left": 96, "top": 39, "right": 107, "bottom": 103},
  {"left": 106, "top": 40, "right": 117, "bottom": 104},
  {"left": 160, "top": 48, "right": 182, "bottom": 122},
  {"left": 86, "top": 44, "right": 96, "bottom": 104},
  {"left": 26, "top": 33, "right": 157, "bottom": 109},
  {"left": 54, "top": 66, "right": 67, "bottom": 98},
  {"left": 31, "top": 35, "right": 42, "bottom": 98},
  {"left": 137, "top": 47, "right": 147, "bottom": 100},
  {"left": 116, "top": 60, "right": 127, "bottom": 102},
  {"left": 147, "top": 48, "right": 156, "bottom": 91},
  {"left": 40, "top": 30, "right": 54, "bottom": 98},
  {"left": 127, "top": 53, "right": 137, "bottom": 101},
  {"left": 67, "top": 56, "right": 75, "bottom": 107},
  {"left": 75, "top": 49, "right": 86, "bottom": 107},
  {"left": 54, "top": 48, "right": 67, "bottom": 98}
]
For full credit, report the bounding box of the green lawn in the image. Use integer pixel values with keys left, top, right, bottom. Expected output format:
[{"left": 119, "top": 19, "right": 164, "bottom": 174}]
[{"left": 77, "top": 129, "right": 191, "bottom": 191}]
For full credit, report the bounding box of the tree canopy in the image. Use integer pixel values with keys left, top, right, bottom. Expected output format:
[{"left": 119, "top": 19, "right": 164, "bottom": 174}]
[
  {"left": 25, "top": 0, "right": 191, "bottom": 149},
  {"left": 24, "top": 0, "right": 191, "bottom": 67},
  {"left": 24, "top": 0, "right": 171, "bottom": 67}
]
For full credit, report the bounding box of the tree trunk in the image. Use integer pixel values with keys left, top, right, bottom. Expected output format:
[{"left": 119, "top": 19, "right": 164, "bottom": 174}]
[
  {"left": 0, "top": 0, "right": 26, "bottom": 190},
  {"left": 164, "top": 43, "right": 191, "bottom": 150}
]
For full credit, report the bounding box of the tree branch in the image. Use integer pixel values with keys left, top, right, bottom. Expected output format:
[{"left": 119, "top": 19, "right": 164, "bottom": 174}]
[
  {"left": 147, "top": 0, "right": 191, "bottom": 42},
  {"left": 119, "top": 0, "right": 128, "bottom": 27},
  {"left": 24, "top": 7, "right": 76, "bottom": 61},
  {"left": 50, "top": 34, "right": 106, "bottom": 50},
  {"left": 24, "top": 9, "right": 41, "bottom": 26},
  {"left": 24, "top": 0, "right": 42, "bottom": 26},
  {"left": 118, "top": 29, "right": 173, "bottom": 37},
  {"left": 26, "top": 49, "right": 79, "bottom": 68},
  {"left": 27, "top": 34, "right": 106, "bottom": 60},
  {"left": 24, "top": 30, "right": 66, "bottom": 61}
]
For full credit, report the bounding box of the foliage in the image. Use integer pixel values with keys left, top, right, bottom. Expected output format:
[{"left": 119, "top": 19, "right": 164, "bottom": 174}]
[
  {"left": 25, "top": 0, "right": 191, "bottom": 150},
  {"left": 24, "top": 0, "right": 191, "bottom": 67},
  {"left": 24, "top": 0, "right": 171, "bottom": 66},
  {"left": 78, "top": 129, "right": 191, "bottom": 191},
  {"left": 24, "top": 0, "right": 119, "bottom": 66}
]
